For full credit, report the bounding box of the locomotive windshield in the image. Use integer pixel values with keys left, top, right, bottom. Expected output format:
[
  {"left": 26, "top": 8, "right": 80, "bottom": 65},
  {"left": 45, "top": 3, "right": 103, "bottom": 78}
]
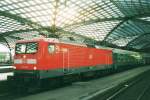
[{"left": 15, "top": 42, "right": 38, "bottom": 54}]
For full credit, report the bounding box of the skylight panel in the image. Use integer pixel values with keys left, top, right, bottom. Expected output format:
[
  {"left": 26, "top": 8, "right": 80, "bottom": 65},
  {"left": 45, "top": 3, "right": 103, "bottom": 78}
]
[
  {"left": 65, "top": 20, "right": 120, "bottom": 41},
  {"left": 112, "top": 37, "right": 135, "bottom": 47}
]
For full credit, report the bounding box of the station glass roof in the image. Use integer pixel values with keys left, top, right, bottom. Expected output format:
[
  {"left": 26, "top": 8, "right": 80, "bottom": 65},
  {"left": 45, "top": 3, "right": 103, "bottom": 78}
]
[{"left": 0, "top": 0, "right": 150, "bottom": 52}]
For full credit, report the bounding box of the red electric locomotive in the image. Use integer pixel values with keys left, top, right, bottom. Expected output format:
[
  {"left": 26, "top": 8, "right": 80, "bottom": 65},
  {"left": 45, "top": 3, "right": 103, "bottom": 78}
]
[{"left": 9, "top": 38, "right": 113, "bottom": 88}]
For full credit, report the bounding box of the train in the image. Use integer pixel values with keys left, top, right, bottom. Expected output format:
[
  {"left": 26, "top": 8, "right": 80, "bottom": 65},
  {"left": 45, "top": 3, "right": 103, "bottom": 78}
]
[
  {"left": 8, "top": 38, "right": 150, "bottom": 91},
  {"left": 0, "top": 52, "right": 10, "bottom": 64}
]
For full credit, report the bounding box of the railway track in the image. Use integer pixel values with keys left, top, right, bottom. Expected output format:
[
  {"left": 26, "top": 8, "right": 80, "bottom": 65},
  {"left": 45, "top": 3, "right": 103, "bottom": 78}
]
[
  {"left": 0, "top": 78, "right": 72, "bottom": 100},
  {"left": 0, "top": 91, "right": 28, "bottom": 100},
  {"left": 89, "top": 70, "right": 150, "bottom": 100},
  {"left": 107, "top": 70, "right": 150, "bottom": 100}
]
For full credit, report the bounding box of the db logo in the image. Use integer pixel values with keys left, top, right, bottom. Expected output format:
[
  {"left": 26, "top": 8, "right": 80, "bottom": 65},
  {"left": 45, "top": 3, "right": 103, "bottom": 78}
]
[{"left": 89, "top": 54, "right": 93, "bottom": 59}]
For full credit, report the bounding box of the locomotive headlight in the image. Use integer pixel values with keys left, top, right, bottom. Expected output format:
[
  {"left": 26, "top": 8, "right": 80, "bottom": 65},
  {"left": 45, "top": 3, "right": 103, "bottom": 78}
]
[
  {"left": 27, "top": 59, "right": 37, "bottom": 64},
  {"left": 33, "top": 66, "right": 37, "bottom": 70},
  {"left": 14, "top": 59, "right": 22, "bottom": 64}
]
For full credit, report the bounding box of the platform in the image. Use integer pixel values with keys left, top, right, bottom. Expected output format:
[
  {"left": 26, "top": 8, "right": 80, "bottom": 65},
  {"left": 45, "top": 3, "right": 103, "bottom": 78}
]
[
  {"left": 14, "top": 66, "right": 150, "bottom": 100},
  {"left": 0, "top": 66, "right": 13, "bottom": 81}
]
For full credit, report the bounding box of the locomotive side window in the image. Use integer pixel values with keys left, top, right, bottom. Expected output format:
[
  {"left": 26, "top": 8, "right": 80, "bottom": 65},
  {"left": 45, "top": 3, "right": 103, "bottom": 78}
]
[{"left": 48, "top": 44, "right": 55, "bottom": 53}]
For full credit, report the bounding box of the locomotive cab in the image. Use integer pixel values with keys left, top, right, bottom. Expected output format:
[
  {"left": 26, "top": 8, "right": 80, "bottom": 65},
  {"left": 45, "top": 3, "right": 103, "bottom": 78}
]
[
  {"left": 13, "top": 39, "right": 60, "bottom": 80},
  {"left": 14, "top": 41, "right": 39, "bottom": 70}
]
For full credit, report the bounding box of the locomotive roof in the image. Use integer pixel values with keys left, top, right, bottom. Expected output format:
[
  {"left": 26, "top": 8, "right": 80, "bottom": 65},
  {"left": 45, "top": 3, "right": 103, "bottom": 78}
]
[
  {"left": 16, "top": 38, "right": 88, "bottom": 47},
  {"left": 16, "top": 38, "right": 120, "bottom": 51},
  {"left": 18, "top": 38, "right": 142, "bottom": 53},
  {"left": 16, "top": 38, "right": 46, "bottom": 43},
  {"left": 113, "top": 48, "right": 140, "bottom": 55}
]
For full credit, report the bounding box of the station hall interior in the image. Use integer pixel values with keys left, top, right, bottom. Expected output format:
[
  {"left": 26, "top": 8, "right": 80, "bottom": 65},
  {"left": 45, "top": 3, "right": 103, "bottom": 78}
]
[{"left": 0, "top": 0, "right": 150, "bottom": 100}]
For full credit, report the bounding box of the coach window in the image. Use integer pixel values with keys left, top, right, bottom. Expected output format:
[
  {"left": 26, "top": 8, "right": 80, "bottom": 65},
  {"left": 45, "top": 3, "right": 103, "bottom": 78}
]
[{"left": 48, "top": 44, "right": 55, "bottom": 53}]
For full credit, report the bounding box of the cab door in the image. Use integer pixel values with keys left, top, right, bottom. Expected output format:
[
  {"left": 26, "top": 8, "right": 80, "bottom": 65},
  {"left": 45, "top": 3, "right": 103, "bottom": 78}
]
[
  {"left": 61, "top": 48, "right": 70, "bottom": 72},
  {"left": 47, "top": 43, "right": 58, "bottom": 69}
]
